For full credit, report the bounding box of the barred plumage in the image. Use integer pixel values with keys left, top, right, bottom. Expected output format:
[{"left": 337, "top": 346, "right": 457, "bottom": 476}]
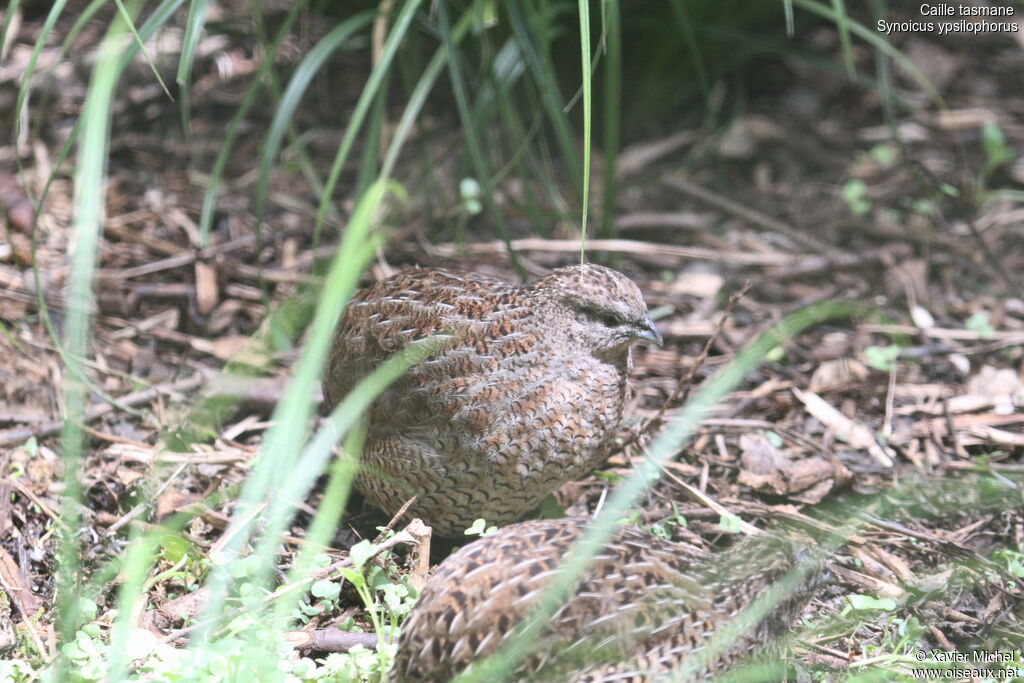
[
  {"left": 392, "top": 519, "right": 826, "bottom": 682},
  {"left": 324, "top": 265, "right": 661, "bottom": 536}
]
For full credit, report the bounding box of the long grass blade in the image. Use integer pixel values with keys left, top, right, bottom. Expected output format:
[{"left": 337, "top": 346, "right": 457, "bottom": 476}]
[
  {"left": 507, "top": 2, "right": 583, "bottom": 195},
  {"left": 577, "top": 0, "right": 592, "bottom": 262},
  {"left": 436, "top": 0, "right": 523, "bottom": 276},
  {"left": 13, "top": 0, "right": 68, "bottom": 165},
  {"left": 311, "top": 0, "right": 423, "bottom": 246},
  {"left": 55, "top": 0, "right": 144, "bottom": 669},
  {"left": 831, "top": 0, "right": 856, "bottom": 77},
  {"left": 198, "top": 2, "right": 304, "bottom": 244},
  {"left": 599, "top": 0, "right": 620, "bottom": 241},
  {"left": 187, "top": 177, "right": 385, "bottom": 658},
  {"left": 791, "top": 0, "right": 943, "bottom": 105},
  {"left": 252, "top": 11, "right": 375, "bottom": 235},
  {"left": 176, "top": 0, "right": 213, "bottom": 139}
]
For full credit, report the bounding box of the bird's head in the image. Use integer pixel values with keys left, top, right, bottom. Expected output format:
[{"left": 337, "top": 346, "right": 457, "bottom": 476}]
[{"left": 533, "top": 264, "right": 662, "bottom": 359}]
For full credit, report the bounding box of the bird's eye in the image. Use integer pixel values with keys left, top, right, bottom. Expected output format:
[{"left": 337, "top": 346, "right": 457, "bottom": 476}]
[{"left": 584, "top": 307, "right": 621, "bottom": 327}]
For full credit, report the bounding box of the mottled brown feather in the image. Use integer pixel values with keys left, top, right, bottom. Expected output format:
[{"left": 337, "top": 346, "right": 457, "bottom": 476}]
[
  {"left": 392, "top": 519, "right": 827, "bottom": 682},
  {"left": 324, "top": 265, "right": 660, "bottom": 535}
]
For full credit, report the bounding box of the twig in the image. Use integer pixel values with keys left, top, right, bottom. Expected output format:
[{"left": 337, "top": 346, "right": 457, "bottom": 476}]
[
  {"left": 284, "top": 628, "right": 378, "bottom": 652},
  {"left": 373, "top": 496, "right": 418, "bottom": 544},
  {"left": 641, "top": 281, "right": 751, "bottom": 440},
  {"left": 663, "top": 175, "right": 843, "bottom": 258},
  {"left": 656, "top": 465, "right": 762, "bottom": 537},
  {"left": 430, "top": 238, "right": 795, "bottom": 266},
  {"left": 0, "top": 373, "right": 205, "bottom": 447}
]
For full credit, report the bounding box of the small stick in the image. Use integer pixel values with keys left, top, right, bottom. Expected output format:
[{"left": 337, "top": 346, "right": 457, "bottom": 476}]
[
  {"left": 656, "top": 465, "right": 762, "bottom": 537},
  {"left": 664, "top": 175, "right": 842, "bottom": 258},
  {"left": 0, "top": 373, "right": 205, "bottom": 447},
  {"left": 643, "top": 281, "right": 752, "bottom": 440}
]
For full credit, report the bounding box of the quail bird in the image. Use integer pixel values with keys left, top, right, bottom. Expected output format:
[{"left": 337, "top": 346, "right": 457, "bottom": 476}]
[
  {"left": 324, "top": 265, "right": 662, "bottom": 536},
  {"left": 392, "top": 518, "right": 826, "bottom": 682}
]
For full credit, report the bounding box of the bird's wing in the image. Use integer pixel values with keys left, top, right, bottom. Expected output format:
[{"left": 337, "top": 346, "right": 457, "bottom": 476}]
[{"left": 323, "top": 269, "right": 528, "bottom": 427}]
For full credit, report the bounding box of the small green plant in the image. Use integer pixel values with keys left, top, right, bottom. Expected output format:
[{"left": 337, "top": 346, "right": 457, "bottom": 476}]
[
  {"left": 841, "top": 178, "right": 871, "bottom": 216},
  {"left": 718, "top": 513, "right": 742, "bottom": 534},
  {"left": 868, "top": 143, "right": 897, "bottom": 167},
  {"left": 335, "top": 538, "right": 420, "bottom": 679},
  {"left": 980, "top": 120, "right": 1016, "bottom": 182},
  {"left": 842, "top": 593, "right": 897, "bottom": 614},
  {"left": 864, "top": 344, "right": 902, "bottom": 371},
  {"left": 458, "top": 177, "right": 484, "bottom": 216},
  {"left": 992, "top": 548, "right": 1024, "bottom": 580},
  {"left": 649, "top": 502, "right": 687, "bottom": 540},
  {"left": 965, "top": 311, "right": 995, "bottom": 338},
  {"left": 464, "top": 518, "right": 498, "bottom": 537}
]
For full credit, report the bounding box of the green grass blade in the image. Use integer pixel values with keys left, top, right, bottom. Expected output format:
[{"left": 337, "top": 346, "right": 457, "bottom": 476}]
[
  {"left": 667, "top": 0, "right": 709, "bottom": 101},
  {"left": 507, "top": 2, "right": 583, "bottom": 195},
  {"left": 831, "top": 0, "right": 856, "bottom": 77},
  {"left": 252, "top": 10, "right": 375, "bottom": 234},
  {"left": 311, "top": 0, "right": 423, "bottom": 246},
  {"left": 0, "top": 0, "right": 20, "bottom": 61},
  {"left": 871, "top": 0, "right": 897, "bottom": 133},
  {"left": 436, "top": 0, "right": 523, "bottom": 276},
  {"left": 13, "top": 0, "right": 68, "bottom": 166},
  {"left": 187, "top": 179, "right": 386, "bottom": 656},
  {"left": 791, "top": 0, "right": 943, "bottom": 106},
  {"left": 111, "top": 0, "right": 173, "bottom": 98},
  {"left": 105, "top": 533, "right": 160, "bottom": 680},
  {"left": 115, "top": 0, "right": 187, "bottom": 75},
  {"left": 380, "top": 5, "right": 474, "bottom": 180},
  {"left": 577, "top": 0, "right": 592, "bottom": 261},
  {"left": 176, "top": 0, "right": 213, "bottom": 139},
  {"left": 56, "top": 0, "right": 106, "bottom": 63},
  {"left": 269, "top": 334, "right": 451, "bottom": 623},
  {"left": 599, "top": 0, "right": 620, "bottom": 241},
  {"left": 784, "top": 0, "right": 795, "bottom": 36},
  {"left": 55, "top": 0, "right": 145, "bottom": 662},
  {"left": 197, "top": 2, "right": 303, "bottom": 245}
]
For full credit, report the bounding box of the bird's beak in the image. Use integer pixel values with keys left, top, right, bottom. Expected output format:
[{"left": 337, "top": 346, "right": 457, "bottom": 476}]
[{"left": 634, "top": 315, "right": 663, "bottom": 347}]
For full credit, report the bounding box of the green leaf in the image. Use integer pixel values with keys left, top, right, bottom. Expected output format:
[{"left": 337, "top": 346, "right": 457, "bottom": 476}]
[
  {"left": 718, "top": 514, "right": 742, "bottom": 533},
  {"left": 78, "top": 597, "right": 98, "bottom": 622},
  {"left": 311, "top": 579, "right": 341, "bottom": 601},
  {"left": 464, "top": 518, "right": 488, "bottom": 536},
  {"left": 981, "top": 121, "right": 1014, "bottom": 169},
  {"left": 869, "top": 143, "right": 896, "bottom": 167},
  {"left": 846, "top": 594, "right": 896, "bottom": 611},
  {"left": 228, "top": 554, "right": 261, "bottom": 579},
  {"left": 349, "top": 539, "right": 376, "bottom": 571},
  {"left": 841, "top": 179, "right": 870, "bottom": 216},
  {"left": 158, "top": 534, "right": 192, "bottom": 564},
  {"left": 338, "top": 567, "right": 365, "bottom": 591},
  {"left": 965, "top": 311, "right": 995, "bottom": 339},
  {"left": 864, "top": 344, "right": 901, "bottom": 371}
]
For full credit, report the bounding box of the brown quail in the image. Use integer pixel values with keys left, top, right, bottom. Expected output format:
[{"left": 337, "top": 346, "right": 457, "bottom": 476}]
[
  {"left": 323, "top": 265, "right": 661, "bottom": 536},
  {"left": 392, "top": 518, "right": 826, "bottom": 682}
]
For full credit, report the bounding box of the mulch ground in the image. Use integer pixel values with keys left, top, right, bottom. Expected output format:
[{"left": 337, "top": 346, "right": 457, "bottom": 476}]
[{"left": 0, "top": 5, "right": 1021, "bottom": 674}]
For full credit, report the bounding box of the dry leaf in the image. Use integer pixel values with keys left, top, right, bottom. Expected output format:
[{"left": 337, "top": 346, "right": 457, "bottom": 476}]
[{"left": 793, "top": 387, "right": 895, "bottom": 467}]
